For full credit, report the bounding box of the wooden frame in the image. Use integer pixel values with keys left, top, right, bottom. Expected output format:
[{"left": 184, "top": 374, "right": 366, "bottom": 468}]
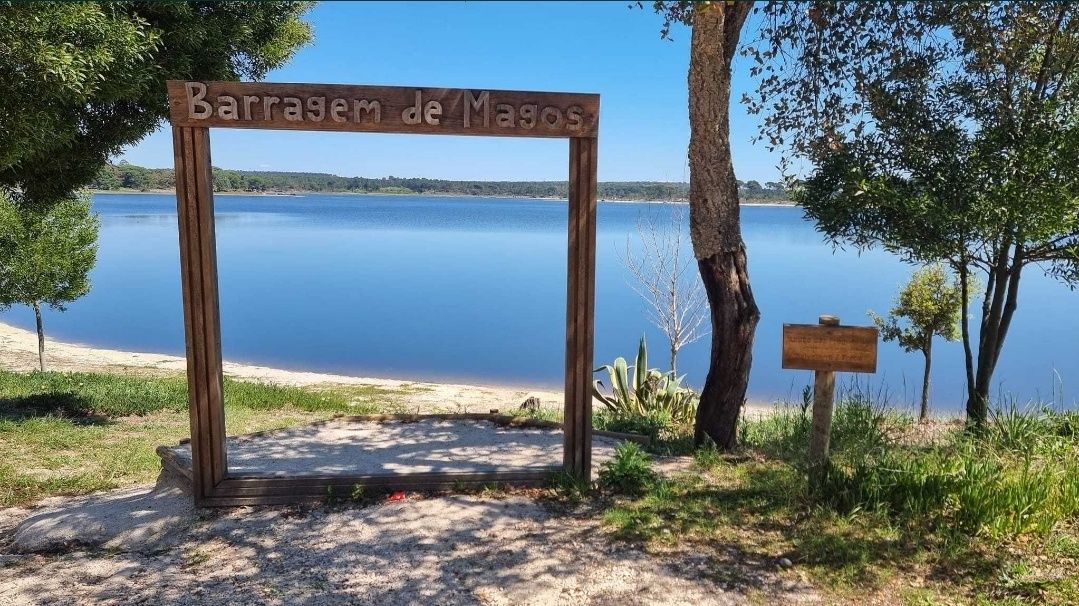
[{"left": 169, "top": 81, "right": 599, "bottom": 506}]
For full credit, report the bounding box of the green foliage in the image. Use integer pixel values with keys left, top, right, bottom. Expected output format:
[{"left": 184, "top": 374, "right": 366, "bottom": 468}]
[
  {"left": 0, "top": 1, "right": 314, "bottom": 208},
  {"left": 0, "top": 189, "right": 99, "bottom": 311},
  {"left": 743, "top": 388, "right": 908, "bottom": 467},
  {"left": 87, "top": 161, "right": 787, "bottom": 202},
  {"left": 599, "top": 441, "right": 657, "bottom": 496},
  {"left": 743, "top": 392, "right": 1079, "bottom": 541},
  {"left": 747, "top": 1, "right": 1079, "bottom": 424},
  {"left": 547, "top": 471, "right": 592, "bottom": 503},
  {"left": 592, "top": 336, "right": 698, "bottom": 426},
  {"left": 818, "top": 415, "right": 1079, "bottom": 539},
  {"left": 89, "top": 161, "right": 790, "bottom": 201},
  {"left": 595, "top": 408, "right": 674, "bottom": 443},
  {"left": 869, "top": 265, "right": 966, "bottom": 353},
  {"left": 605, "top": 393, "right": 1079, "bottom": 602}
]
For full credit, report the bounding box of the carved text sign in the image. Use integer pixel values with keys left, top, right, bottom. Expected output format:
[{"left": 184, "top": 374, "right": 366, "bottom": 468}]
[
  {"left": 781, "top": 324, "right": 879, "bottom": 373},
  {"left": 166, "top": 81, "right": 599, "bottom": 138}
]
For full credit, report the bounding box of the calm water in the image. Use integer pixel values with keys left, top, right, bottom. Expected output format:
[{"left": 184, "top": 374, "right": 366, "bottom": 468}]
[{"left": 3, "top": 193, "right": 1076, "bottom": 411}]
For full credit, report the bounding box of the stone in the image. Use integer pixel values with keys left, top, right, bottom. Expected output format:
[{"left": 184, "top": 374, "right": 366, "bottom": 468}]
[{"left": 13, "top": 471, "right": 195, "bottom": 554}]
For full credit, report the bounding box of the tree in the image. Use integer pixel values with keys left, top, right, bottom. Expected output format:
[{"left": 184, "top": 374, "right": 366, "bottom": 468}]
[
  {"left": 0, "top": 1, "right": 313, "bottom": 209},
  {"left": 650, "top": 1, "right": 758, "bottom": 449},
  {"left": 742, "top": 180, "right": 764, "bottom": 197},
  {"left": 0, "top": 190, "right": 100, "bottom": 372},
  {"left": 746, "top": 2, "right": 1079, "bottom": 425},
  {"left": 869, "top": 265, "right": 968, "bottom": 422},
  {"left": 622, "top": 204, "right": 709, "bottom": 375}
]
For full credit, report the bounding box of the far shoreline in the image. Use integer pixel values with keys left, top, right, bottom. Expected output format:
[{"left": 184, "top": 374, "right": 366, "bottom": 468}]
[{"left": 90, "top": 188, "right": 797, "bottom": 207}]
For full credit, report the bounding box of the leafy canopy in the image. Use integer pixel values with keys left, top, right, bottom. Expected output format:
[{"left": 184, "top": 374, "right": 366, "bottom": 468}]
[
  {"left": 0, "top": 1, "right": 314, "bottom": 207},
  {"left": 0, "top": 190, "right": 100, "bottom": 311},
  {"left": 869, "top": 265, "right": 966, "bottom": 354},
  {"left": 745, "top": 1, "right": 1079, "bottom": 419},
  {"left": 745, "top": 2, "right": 1079, "bottom": 283}
]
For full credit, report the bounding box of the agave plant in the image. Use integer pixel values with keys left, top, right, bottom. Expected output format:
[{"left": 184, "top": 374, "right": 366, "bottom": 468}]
[{"left": 592, "top": 336, "right": 698, "bottom": 425}]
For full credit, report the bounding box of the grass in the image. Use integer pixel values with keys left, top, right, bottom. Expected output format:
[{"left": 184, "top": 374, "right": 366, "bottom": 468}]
[
  {"left": 0, "top": 369, "right": 410, "bottom": 506},
  {"left": 7, "top": 367, "right": 1079, "bottom": 604},
  {"left": 600, "top": 391, "right": 1079, "bottom": 605}
]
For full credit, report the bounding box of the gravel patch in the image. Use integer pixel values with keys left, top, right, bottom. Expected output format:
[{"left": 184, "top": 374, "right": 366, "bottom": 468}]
[
  {"left": 11, "top": 474, "right": 195, "bottom": 554},
  {"left": 0, "top": 494, "right": 817, "bottom": 605},
  {"left": 162, "top": 419, "right": 625, "bottom": 476},
  {"left": 1, "top": 420, "right": 810, "bottom": 604},
  {"left": 13, "top": 420, "right": 692, "bottom": 555}
]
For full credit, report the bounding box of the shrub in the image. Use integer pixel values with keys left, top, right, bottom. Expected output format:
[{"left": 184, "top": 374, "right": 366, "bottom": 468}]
[
  {"left": 741, "top": 386, "right": 1079, "bottom": 541},
  {"left": 592, "top": 336, "right": 698, "bottom": 426},
  {"left": 594, "top": 408, "right": 673, "bottom": 442},
  {"left": 600, "top": 441, "right": 657, "bottom": 496},
  {"left": 812, "top": 403, "right": 1079, "bottom": 539}
]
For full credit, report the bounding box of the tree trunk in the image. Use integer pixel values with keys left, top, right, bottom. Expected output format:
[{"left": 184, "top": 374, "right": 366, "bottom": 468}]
[
  {"left": 967, "top": 245, "right": 1024, "bottom": 425},
  {"left": 919, "top": 340, "right": 932, "bottom": 423},
  {"left": 32, "top": 301, "right": 45, "bottom": 372},
  {"left": 688, "top": 2, "right": 758, "bottom": 450},
  {"left": 958, "top": 263, "right": 977, "bottom": 414},
  {"left": 670, "top": 342, "right": 678, "bottom": 376}
]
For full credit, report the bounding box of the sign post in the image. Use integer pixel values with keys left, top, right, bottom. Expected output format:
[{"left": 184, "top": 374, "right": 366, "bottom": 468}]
[
  {"left": 782, "top": 315, "right": 878, "bottom": 480},
  {"left": 808, "top": 315, "right": 840, "bottom": 470}
]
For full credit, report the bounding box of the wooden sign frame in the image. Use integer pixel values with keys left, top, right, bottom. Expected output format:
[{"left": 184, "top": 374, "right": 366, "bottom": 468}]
[
  {"left": 169, "top": 81, "right": 599, "bottom": 506},
  {"left": 781, "top": 323, "right": 878, "bottom": 373}
]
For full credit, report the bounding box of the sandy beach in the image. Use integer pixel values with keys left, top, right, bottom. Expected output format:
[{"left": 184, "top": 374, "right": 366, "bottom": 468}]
[
  {"left": 0, "top": 321, "right": 780, "bottom": 416},
  {"left": 0, "top": 321, "right": 564, "bottom": 414}
]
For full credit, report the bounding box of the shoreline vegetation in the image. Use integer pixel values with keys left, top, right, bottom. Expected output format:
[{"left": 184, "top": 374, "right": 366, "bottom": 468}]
[{"left": 89, "top": 161, "right": 795, "bottom": 205}]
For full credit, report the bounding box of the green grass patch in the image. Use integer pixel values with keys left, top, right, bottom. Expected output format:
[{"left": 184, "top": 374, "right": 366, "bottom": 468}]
[
  {"left": 0, "top": 369, "right": 411, "bottom": 506},
  {"left": 601, "top": 392, "right": 1079, "bottom": 605}
]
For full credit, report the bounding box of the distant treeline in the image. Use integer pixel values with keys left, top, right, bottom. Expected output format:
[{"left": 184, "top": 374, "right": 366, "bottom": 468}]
[{"left": 90, "top": 162, "right": 791, "bottom": 202}]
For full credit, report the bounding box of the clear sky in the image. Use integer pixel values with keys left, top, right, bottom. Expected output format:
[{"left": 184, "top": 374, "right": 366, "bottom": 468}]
[{"left": 120, "top": 1, "right": 783, "bottom": 183}]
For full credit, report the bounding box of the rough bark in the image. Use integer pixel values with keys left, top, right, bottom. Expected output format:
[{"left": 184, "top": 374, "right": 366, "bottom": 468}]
[
  {"left": 32, "top": 301, "right": 45, "bottom": 372},
  {"left": 920, "top": 341, "right": 932, "bottom": 422},
  {"left": 959, "top": 264, "right": 977, "bottom": 413},
  {"left": 688, "top": 2, "right": 759, "bottom": 450},
  {"left": 966, "top": 245, "right": 1024, "bottom": 425}
]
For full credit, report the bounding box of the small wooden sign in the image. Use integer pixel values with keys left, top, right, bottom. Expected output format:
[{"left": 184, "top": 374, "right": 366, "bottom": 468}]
[
  {"left": 782, "top": 323, "right": 878, "bottom": 373},
  {"left": 166, "top": 81, "right": 599, "bottom": 138}
]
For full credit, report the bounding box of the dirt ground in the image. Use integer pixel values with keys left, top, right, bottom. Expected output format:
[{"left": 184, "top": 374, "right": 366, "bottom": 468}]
[
  {"left": 0, "top": 490, "right": 818, "bottom": 606},
  {"left": 0, "top": 323, "right": 811, "bottom": 604}
]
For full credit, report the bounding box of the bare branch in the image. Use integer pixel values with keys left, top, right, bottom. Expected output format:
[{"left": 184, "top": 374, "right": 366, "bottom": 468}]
[{"left": 620, "top": 203, "right": 710, "bottom": 373}]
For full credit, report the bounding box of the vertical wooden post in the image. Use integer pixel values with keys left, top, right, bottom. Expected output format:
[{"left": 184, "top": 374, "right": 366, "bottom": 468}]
[
  {"left": 173, "top": 126, "right": 227, "bottom": 503},
  {"left": 808, "top": 314, "right": 839, "bottom": 479},
  {"left": 564, "top": 137, "right": 597, "bottom": 480}
]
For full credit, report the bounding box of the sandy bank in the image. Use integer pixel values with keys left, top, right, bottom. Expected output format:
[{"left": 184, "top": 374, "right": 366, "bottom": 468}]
[
  {"left": 0, "top": 322, "right": 561, "bottom": 414},
  {"left": 0, "top": 321, "right": 776, "bottom": 416}
]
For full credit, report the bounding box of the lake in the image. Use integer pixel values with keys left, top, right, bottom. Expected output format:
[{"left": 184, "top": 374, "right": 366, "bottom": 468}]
[{"left": 2, "top": 193, "right": 1075, "bottom": 412}]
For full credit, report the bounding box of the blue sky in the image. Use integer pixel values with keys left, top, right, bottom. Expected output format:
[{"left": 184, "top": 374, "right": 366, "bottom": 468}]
[{"left": 121, "top": 1, "right": 783, "bottom": 182}]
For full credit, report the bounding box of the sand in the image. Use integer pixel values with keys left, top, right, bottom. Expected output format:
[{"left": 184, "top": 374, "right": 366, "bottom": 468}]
[
  {"left": 1, "top": 490, "right": 817, "bottom": 605},
  {"left": 0, "top": 321, "right": 775, "bottom": 416},
  {"left": 163, "top": 418, "right": 626, "bottom": 477},
  {"left": 0, "top": 321, "right": 562, "bottom": 414}
]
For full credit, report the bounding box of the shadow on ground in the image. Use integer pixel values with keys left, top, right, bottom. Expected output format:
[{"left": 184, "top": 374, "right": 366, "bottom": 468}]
[
  {"left": 0, "top": 392, "right": 112, "bottom": 425},
  {"left": 0, "top": 487, "right": 817, "bottom": 605}
]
